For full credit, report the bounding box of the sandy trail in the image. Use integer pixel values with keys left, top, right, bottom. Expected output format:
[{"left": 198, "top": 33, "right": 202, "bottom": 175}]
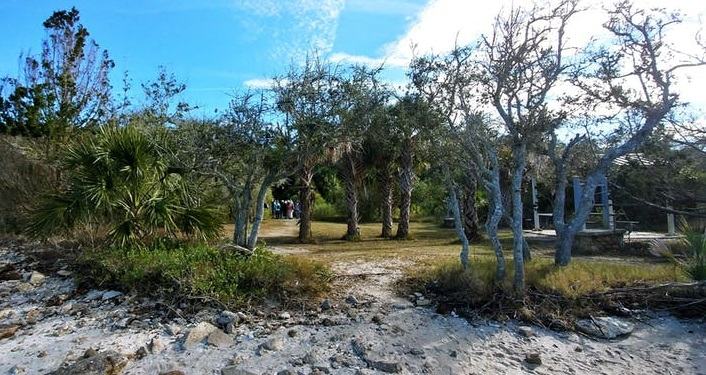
[{"left": 1, "top": 237, "right": 705, "bottom": 375}]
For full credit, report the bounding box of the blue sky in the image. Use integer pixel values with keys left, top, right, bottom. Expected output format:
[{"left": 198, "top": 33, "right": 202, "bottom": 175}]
[
  {"left": 1, "top": 0, "right": 704, "bottom": 118},
  {"left": 0, "top": 0, "right": 426, "bottom": 115}
]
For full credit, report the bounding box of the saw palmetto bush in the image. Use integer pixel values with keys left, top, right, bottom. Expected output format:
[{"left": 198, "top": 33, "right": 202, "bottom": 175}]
[
  {"left": 650, "top": 218, "right": 706, "bottom": 281},
  {"left": 26, "top": 125, "right": 221, "bottom": 246},
  {"left": 679, "top": 221, "right": 706, "bottom": 281}
]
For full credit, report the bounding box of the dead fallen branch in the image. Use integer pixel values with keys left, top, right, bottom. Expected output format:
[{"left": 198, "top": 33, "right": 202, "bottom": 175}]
[{"left": 409, "top": 280, "right": 706, "bottom": 330}]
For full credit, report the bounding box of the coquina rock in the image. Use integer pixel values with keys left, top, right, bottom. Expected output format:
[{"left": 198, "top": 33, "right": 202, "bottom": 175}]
[{"left": 576, "top": 317, "right": 634, "bottom": 339}]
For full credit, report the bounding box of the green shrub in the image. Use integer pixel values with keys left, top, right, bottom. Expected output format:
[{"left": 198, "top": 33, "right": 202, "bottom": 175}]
[
  {"left": 77, "top": 243, "right": 332, "bottom": 307},
  {"left": 312, "top": 192, "right": 344, "bottom": 221}
]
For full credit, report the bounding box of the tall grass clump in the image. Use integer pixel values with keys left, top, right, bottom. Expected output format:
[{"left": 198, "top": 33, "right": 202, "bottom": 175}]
[{"left": 77, "top": 243, "right": 332, "bottom": 308}]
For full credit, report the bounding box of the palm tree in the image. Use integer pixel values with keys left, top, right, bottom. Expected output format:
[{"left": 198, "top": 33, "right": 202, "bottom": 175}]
[{"left": 26, "top": 125, "right": 220, "bottom": 246}]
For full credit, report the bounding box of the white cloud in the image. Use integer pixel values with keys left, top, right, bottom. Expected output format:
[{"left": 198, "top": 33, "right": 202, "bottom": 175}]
[
  {"left": 235, "top": 0, "right": 345, "bottom": 62},
  {"left": 328, "top": 0, "right": 499, "bottom": 68},
  {"left": 382, "top": 0, "right": 495, "bottom": 63},
  {"left": 328, "top": 52, "right": 380, "bottom": 66},
  {"left": 243, "top": 78, "right": 277, "bottom": 89},
  {"left": 330, "top": 0, "right": 706, "bottom": 114},
  {"left": 333, "top": 0, "right": 705, "bottom": 63}
]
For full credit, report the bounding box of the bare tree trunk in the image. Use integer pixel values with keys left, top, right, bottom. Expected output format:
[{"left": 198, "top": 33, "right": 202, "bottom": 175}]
[
  {"left": 553, "top": 114, "right": 665, "bottom": 265},
  {"left": 380, "top": 168, "right": 394, "bottom": 238},
  {"left": 448, "top": 185, "right": 471, "bottom": 270},
  {"left": 484, "top": 152, "right": 506, "bottom": 281},
  {"left": 553, "top": 167, "right": 570, "bottom": 265},
  {"left": 396, "top": 138, "right": 414, "bottom": 239},
  {"left": 485, "top": 170, "right": 505, "bottom": 281},
  {"left": 555, "top": 172, "right": 601, "bottom": 265},
  {"left": 232, "top": 201, "right": 241, "bottom": 244},
  {"left": 298, "top": 165, "right": 314, "bottom": 243},
  {"left": 342, "top": 151, "right": 360, "bottom": 241},
  {"left": 233, "top": 183, "right": 251, "bottom": 247},
  {"left": 462, "top": 180, "right": 482, "bottom": 241},
  {"left": 234, "top": 207, "right": 247, "bottom": 246},
  {"left": 510, "top": 142, "right": 526, "bottom": 292},
  {"left": 247, "top": 173, "right": 275, "bottom": 250},
  {"left": 549, "top": 133, "right": 585, "bottom": 265},
  {"left": 522, "top": 237, "right": 532, "bottom": 262}
]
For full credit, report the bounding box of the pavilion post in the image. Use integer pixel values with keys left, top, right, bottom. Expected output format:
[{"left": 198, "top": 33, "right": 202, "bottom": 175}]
[
  {"left": 600, "top": 174, "right": 610, "bottom": 229},
  {"left": 531, "top": 176, "right": 540, "bottom": 231},
  {"left": 667, "top": 201, "right": 676, "bottom": 236}
]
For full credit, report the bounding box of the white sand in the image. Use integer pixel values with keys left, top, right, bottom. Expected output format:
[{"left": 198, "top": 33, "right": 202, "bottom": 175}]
[{"left": 1, "top": 245, "right": 705, "bottom": 375}]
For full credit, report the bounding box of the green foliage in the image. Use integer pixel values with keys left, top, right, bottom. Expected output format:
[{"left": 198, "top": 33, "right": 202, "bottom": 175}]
[
  {"left": 26, "top": 125, "right": 221, "bottom": 245},
  {"left": 311, "top": 192, "right": 343, "bottom": 221},
  {"left": 0, "top": 7, "right": 113, "bottom": 137},
  {"left": 77, "top": 244, "right": 332, "bottom": 307},
  {"left": 0, "top": 82, "right": 54, "bottom": 137},
  {"left": 411, "top": 175, "right": 448, "bottom": 220}
]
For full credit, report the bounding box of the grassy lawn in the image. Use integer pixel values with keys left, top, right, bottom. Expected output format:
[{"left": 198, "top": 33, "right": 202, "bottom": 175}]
[
  {"left": 235, "top": 219, "right": 514, "bottom": 265},
  {"left": 243, "top": 219, "right": 662, "bottom": 268}
]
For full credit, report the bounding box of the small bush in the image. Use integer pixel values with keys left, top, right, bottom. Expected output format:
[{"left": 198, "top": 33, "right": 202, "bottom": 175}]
[{"left": 76, "top": 243, "right": 332, "bottom": 308}]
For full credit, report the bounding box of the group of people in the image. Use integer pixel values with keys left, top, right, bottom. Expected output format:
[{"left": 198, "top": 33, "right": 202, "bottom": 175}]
[{"left": 271, "top": 199, "right": 300, "bottom": 220}]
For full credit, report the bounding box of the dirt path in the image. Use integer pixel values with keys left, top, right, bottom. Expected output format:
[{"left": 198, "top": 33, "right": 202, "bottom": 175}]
[
  {"left": 259, "top": 219, "right": 312, "bottom": 255},
  {"left": 2, "top": 238, "right": 706, "bottom": 374},
  {"left": 259, "top": 220, "right": 410, "bottom": 302}
]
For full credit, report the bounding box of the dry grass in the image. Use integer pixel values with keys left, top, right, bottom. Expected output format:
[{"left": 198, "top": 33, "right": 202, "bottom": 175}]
[
  {"left": 406, "top": 257, "right": 687, "bottom": 301},
  {"left": 248, "top": 219, "right": 687, "bottom": 300},
  {"left": 0, "top": 136, "right": 58, "bottom": 233},
  {"left": 530, "top": 260, "right": 687, "bottom": 297},
  {"left": 220, "top": 219, "right": 703, "bottom": 321}
]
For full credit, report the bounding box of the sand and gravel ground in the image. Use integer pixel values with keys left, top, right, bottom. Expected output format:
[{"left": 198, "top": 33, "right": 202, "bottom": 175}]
[{"left": 1, "top": 222, "right": 705, "bottom": 374}]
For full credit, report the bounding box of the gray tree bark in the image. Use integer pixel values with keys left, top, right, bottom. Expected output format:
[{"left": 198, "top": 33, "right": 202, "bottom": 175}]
[
  {"left": 298, "top": 165, "right": 314, "bottom": 243},
  {"left": 246, "top": 173, "right": 276, "bottom": 250},
  {"left": 396, "top": 139, "right": 414, "bottom": 239},
  {"left": 554, "top": 113, "right": 667, "bottom": 265},
  {"left": 233, "top": 178, "right": 253, "bottom": 247},
  {"left": 380, "top": 168, "right": 394, "bottom": 238},
  {"left": 484, "top": 165, "right": 505, "bottom": 281},
  {"left": 461, "top": 180, "right": 482, "bottom": 242},
  {"left": 510, "top": 142, "right": 526, "bottom": 292},
  {"left": 448, "top": 185, "right": 471, "bottom": 270},
  {"left": 549, "top": 134, "right": 583, "bottom": 265},
  {"left": 555, "top": 173, "right": 600, "bottom": 265},
  {"left": 342, "top": 150, "right": 361, "bottom": 240}
]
